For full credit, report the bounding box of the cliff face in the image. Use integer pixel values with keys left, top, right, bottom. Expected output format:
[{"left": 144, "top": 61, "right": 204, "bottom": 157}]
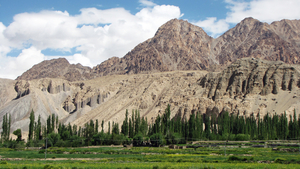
[{"left": 199, "top": 58, "right": 300, "bottom": 101}]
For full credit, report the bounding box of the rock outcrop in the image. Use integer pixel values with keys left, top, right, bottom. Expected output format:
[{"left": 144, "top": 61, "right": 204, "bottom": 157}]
[
  {"left": 62, "top": 88, "right": 108, "bottom": 114},
  {"left": 14, "top": 80, "right": 30, "bottom": 99},
  {"left": 199, "top": 58, "right": 300, "bottom": 101}
]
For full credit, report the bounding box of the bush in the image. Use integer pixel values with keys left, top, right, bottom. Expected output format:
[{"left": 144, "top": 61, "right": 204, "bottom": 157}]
[
  {"left": 228, "top": 156, "right": 240, "bottom": 161},
  {"left": 0, "top": 161, "right": 7, "bottom": 164},
  {"left": 133, "top": 133, "right": 143, "bottom": 146},
  {"left": 150, "top": 133, "right": 163, "bottom": 147},
  {"left": 228, "top": 156, "right": 247, "bottom": 162},
  {"left": 153, "top": 165, "right": 159, "bottom": 169},
  {"left": 44, "top": 165, "right": 55, "bottom": 169},
  {"left": 274, "top": 158, "right": 287, "bottom": 164},
  {"left": 235, "top": 134, "right": 250, "bottom": 141},
  {"left": 166, "top": 132, "right": 182, "bottom": 145}
]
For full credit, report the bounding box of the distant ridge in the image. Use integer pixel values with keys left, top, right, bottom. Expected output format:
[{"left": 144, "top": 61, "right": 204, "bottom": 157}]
[{"left": 17, "top": 17, "right": 300, "bottom": 81}]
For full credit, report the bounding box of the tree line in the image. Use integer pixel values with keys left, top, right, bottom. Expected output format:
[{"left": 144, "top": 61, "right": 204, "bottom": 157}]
[{"left": 1, "top": 105, "right": 300, "bottom": 148}]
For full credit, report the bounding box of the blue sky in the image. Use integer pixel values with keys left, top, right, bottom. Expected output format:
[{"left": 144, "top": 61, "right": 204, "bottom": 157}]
[
  {"left": 0, "top": 0, "right": 229, "bottom": 26},
  {"left": 0, "top": 0, "right": 300, "bottom": 79}
]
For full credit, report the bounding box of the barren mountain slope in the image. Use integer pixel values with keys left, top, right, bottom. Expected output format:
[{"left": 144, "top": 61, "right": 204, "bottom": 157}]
[
  {"left": 92, "top": 19, "right": 214, "bottom": 76},
  {"left": 2, "top": 58, "right": 300, "bottom": 134},
  {"left": 212, "top": 18, "right": 300, "bottom": 67},
  {"left": 17, "top": 18, "right": 300, "bottom": 81},
  {"left": 16, "top": 58, "right": 95, "bottom": 82},
  {"left": 93, "top": 17, "right": 300, "bottom": 76}
]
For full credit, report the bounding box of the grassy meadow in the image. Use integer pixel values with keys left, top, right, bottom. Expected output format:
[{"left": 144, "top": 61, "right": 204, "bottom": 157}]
[{"left": 0, "top": 143, "right": 299, "bottom": 169}]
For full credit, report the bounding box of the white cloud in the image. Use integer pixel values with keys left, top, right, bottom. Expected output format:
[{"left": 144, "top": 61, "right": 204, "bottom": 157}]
[
  {"left": 0, "top": 47, "right": 45, "bottom": 79},
  {"left": 193, "top": 17, "right": 229, "bottom": 38},
  {"left": 225, "top": 0, "right": 300, "bottom": 23},
  {"left": 139, "top": 0, "right": 157, "bottom": 7},
  {"left": 0, "top": 4, "right": 182, "bottom": 79},
  {"left": 2, "top": 0, "right": 299, "bottom": 80},
  {"left": 194, "top": 0, "right": 300, "bottom": 37}
]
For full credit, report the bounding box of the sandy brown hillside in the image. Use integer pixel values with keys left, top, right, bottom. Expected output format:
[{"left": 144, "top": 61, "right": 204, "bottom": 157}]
[{"left": 1, "top": 58, "right": 300, "bottom": 135}]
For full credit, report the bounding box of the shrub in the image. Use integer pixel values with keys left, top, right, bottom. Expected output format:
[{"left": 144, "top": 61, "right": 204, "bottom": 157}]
[
  {"left": 133, "top": 133, "right": 143, "bottom": 146},
  {"left": 39, "top": 149, "right": 45, "bottom": 154},
  {"left": 228, "top": 156, "right": 240, "bottom": 161},
  {"left": 44, "top": 165, "right": 55, "bottom": 169},
  {"left": 153, "top": 165, "right": 159, "bottom": 169},
  {"left": 274, "top": 158, "right": 287, "bottom": 164},
  {"left": 150, "top": 133, "right": 163, "bottom": 147},
  {"left": 55, "top": 149, "right": 63, "bottom": 154},
  {"left": 228, "top": 156, "right": 247, "bottom": 162},
  {"left": 0, "top": 161, "right": 7, "bottom": 164},
  {"left": 235, "top": 134, "right": 250, "bottom": 141}
]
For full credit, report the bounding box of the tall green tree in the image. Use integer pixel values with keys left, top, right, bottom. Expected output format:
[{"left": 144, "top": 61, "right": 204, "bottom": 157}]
[
  {"left": 129, "top": 118, "right": 133, "bottom": 138},
  {"left": 162, "top": 104, "right": 171, "bottom": 135},
  {"left": 101, "top": 120, "right": 104, "bottom": 133},
  {"left": 1, "top": 113, "right": 11, "bottom": 141},
  {"left": 134, "top": 110, "right": 140, "bottom": 135},
  {"left": 95, "top": 119, "right": 99, "bottom": 134},
  {"left": 121, "top": 110, "right": 129, "bottom": 136},
  {"left": 46, "top": 115, "right": 51, "bottom": 134},
  {"left": 188, "top": 113, "right": 195, "bottom": 141},
  {"left": 28, "top": 110, "right": 35, "bottom": 141},
  {"left": 35, "top": 115, "right": 42, "bottom": 141},
  {"left": 204, "top": 115, "right": 211, "bottom": 139}
]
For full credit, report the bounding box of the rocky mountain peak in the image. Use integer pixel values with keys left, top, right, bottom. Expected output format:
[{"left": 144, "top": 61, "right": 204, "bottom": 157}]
[
  {"left": 155, "top": 19, "right": 210, "bottom": 40},
  {"left": 17, "top": 18, "right": 300, "bottom": 81},
  {"left": 16, "top": 58, "right": 94, "bottom": 82}
]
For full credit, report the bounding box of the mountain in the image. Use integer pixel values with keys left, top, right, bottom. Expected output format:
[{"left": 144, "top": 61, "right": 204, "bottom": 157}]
[
  {"left": 213, "top": 18, "right": 300, "bottom": 66},
  {"left": 3, "top": 17, "right": 300, "bottom": 136},
  {"left": 92, "top": 19, "right": 214, "bottom": 76},
  {"left": 91, "top": 17, "right": 300, "bottom": 77},
  {"left": 2, "top": 58, "right": 300, "bottom": 137},
  {"left": 17, "top": 18, "right": 300, "bottom": 81},
  {"left": 16, "top": 58, "right": 95, "bottom": 82}
]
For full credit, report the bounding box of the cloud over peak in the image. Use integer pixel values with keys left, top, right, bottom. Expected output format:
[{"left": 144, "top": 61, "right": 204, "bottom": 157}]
[{"left": 0, "top": 4, "right": 182, "bottom": 79}]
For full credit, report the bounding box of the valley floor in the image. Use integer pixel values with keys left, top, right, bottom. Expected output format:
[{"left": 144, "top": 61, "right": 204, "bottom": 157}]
[{"left": 0, "top": 142, "right": 299, "bottom": 169}]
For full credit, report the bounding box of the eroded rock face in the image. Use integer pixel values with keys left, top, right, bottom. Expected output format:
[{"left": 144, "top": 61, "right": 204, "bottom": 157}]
[
  {"left": 14, "top": 80, "right": 30, "bottom": 99},
  {"left": 199, "top": 58, "right": 300, "bottom": 101},
  {"left": 62, "top": 90, "right": 108, "bottom": 114}
]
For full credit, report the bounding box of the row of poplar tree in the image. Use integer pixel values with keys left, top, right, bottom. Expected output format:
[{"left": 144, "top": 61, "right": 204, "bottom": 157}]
[{"left": 1, "top": 105, "right": 300, "bottom": 147}]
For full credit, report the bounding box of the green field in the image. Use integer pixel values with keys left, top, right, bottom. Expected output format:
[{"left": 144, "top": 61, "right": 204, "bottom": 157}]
[{"left": 0, "top": 144, "right": 299, "bottom": 169}]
